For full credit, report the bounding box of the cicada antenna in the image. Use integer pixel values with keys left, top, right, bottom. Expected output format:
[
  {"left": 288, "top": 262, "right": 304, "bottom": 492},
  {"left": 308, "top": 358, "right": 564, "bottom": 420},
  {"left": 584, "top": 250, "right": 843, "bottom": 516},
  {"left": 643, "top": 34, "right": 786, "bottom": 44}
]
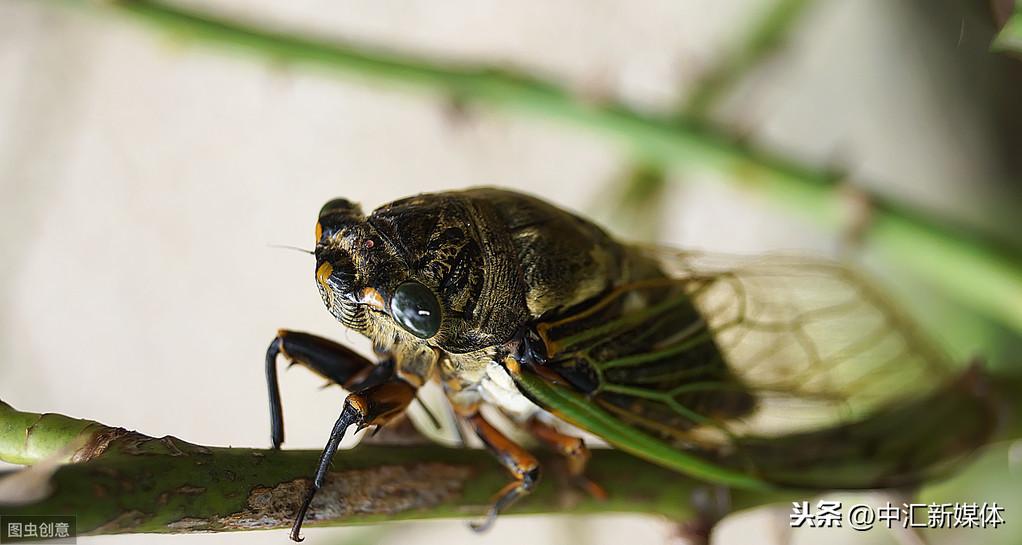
[{"left": 266, "top": 243, "right": 314, "bottom": 255}]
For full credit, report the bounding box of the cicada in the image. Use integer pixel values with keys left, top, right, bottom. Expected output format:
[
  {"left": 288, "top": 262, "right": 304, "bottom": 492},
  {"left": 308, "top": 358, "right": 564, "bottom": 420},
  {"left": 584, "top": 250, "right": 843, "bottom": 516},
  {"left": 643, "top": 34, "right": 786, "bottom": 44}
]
[{"left": 266, "top": 188, "right": 995, "bottom": 541}]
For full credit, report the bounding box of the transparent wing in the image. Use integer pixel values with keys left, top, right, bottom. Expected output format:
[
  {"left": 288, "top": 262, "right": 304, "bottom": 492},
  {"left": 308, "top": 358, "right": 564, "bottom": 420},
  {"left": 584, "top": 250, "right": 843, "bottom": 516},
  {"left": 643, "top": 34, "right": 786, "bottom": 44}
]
[{"left": 646, "top": 247, "right": 956, "bottom": 438}]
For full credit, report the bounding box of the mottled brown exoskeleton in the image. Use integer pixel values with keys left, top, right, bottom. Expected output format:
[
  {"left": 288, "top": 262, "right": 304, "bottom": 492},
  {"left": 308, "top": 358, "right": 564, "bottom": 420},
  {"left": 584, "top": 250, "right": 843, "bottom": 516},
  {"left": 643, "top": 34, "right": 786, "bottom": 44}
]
[{"left": 267, "top": 188, "right": 994, "bottom": 541}]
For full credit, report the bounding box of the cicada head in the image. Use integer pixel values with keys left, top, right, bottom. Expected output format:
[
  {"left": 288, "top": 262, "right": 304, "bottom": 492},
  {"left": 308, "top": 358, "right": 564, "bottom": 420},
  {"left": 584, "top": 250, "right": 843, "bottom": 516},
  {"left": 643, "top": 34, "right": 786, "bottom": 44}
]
[
  {"left": 314, "top": 197, "right": 449, "bottom": 350},
  {"left": 313, "top": 191, "right": 537, "bottom": 354}
]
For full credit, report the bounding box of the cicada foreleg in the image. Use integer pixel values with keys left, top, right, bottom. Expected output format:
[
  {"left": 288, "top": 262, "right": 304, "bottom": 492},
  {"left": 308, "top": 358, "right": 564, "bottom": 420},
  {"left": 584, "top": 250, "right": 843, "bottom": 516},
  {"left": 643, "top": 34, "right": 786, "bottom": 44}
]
[
  {"left": 265, "top": 329, "right": 391, "bottom": 448},
  {"left": 290, "top": 377, "right": 417, "bottom": 542}
]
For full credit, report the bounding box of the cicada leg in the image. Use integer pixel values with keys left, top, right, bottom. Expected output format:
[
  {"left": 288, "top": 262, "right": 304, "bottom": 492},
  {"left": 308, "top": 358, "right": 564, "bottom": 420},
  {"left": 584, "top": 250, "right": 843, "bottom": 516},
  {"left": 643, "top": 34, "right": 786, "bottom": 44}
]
[
  {"left": 265, "top": 329, "right": 389, "bottom": 448},
  {"left": 290, "top": 376, "right": 417, "bottom": 542},
  {"left": 459, "top": 407, "right": 540, "bottom": 532},
  {"left": 526, "top": 417, "right": 607, "bottom": 500},
  {"left": 675, "top": 485, "right": 731, "bottom": 545}
]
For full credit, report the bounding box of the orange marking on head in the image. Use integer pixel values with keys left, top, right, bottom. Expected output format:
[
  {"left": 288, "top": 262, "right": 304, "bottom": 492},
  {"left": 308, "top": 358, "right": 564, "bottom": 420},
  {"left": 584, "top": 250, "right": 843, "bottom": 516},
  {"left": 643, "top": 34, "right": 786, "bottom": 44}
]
[
  {"left": 359, "top": 287, "right": 386, "bottom": 310},
  {"left": 316, "top": 262, "right": 334, "bottom": 305},
  {"left": 315, "top": 222, "right": 323, "bottom": 242}
]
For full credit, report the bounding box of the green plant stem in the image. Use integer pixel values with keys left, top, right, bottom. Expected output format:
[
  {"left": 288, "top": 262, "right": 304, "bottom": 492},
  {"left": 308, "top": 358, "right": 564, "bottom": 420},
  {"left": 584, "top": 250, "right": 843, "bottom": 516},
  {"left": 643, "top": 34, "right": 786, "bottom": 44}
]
[
  {"left": 683, "top": 0, "right": 814, "bottom": 114},
  {"left": 604, "top": 0, "right": 816, "bottom": 241},
  {"left": 993, "top": 4, "right": 1022, "bottom": 54},
  {"left": 49, "top": 0, "right": 1022, "bottom": 335},
  {"left": 1, "top": 367, "right": 1020, "bottom": 536},
  {"left": 0, "top": 401, "right": 798, "bottom": 535}
]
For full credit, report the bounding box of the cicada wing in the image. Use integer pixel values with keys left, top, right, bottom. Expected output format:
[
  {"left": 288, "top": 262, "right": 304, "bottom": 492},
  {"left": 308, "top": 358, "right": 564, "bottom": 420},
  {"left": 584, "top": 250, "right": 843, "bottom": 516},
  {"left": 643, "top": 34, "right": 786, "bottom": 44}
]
[
  {"left": 528, "top": 246, "right": 996, "bottom": 488},
  {"left": 654, "top": 248, "right": 998, "bottom": 487},
  {"left": 650, "top": 249, "right": 952, "bottom": 433}
]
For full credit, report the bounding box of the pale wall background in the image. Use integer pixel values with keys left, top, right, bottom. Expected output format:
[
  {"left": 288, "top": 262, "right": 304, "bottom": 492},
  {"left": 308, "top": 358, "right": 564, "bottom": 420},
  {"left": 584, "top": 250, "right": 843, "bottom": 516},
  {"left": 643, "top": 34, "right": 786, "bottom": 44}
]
[{"left": 0, "top": 1, "right": 1015, "bottom": 544}]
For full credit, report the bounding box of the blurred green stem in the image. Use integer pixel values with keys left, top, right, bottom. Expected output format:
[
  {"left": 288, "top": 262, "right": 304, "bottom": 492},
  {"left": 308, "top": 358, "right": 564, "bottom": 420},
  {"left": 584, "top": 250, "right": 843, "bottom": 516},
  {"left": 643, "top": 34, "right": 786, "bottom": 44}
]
[
  {"left": 51, "top": 0, "right": 1022, "bottom": 334},
  {"left": 993, "top": 4, "right": 1022, "bottom": 53},
  {"left": 683, "top": 0, "right": 814, "bottom": 114},
  {"left": 603, "top": 0, "right": 816, "bottom": 241}
]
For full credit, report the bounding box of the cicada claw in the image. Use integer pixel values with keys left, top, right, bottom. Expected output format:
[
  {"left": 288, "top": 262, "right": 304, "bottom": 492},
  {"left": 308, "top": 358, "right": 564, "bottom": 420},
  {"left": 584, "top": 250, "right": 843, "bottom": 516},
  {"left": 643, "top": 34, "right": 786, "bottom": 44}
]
[{"left": 469, "top": 476, "right": 538, "bottom": 533}]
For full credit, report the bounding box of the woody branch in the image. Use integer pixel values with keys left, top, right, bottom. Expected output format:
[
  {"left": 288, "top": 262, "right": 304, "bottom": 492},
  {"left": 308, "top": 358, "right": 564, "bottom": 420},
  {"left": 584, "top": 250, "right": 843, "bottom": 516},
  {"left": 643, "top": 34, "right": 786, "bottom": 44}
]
[
  {"left": 0, "top": 400, "right": 801, "bottom": 535},
  {"left": 1, "top": 372, "right": 1020, "bottom": 537}
]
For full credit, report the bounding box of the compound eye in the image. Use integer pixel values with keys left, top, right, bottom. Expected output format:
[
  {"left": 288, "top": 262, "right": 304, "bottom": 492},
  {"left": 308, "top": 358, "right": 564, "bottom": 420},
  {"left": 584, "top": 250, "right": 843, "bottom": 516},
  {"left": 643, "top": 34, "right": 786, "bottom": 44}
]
[{"left": 389, "top": 281, "right": 442, "bottom": 339}]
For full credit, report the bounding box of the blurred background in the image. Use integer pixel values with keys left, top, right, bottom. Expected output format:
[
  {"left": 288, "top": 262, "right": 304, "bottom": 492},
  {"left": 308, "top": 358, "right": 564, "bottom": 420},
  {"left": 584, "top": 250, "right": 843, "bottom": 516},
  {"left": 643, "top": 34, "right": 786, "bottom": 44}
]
[{"left": 1, "top": 0, "right": 1020, "bottom": 544}]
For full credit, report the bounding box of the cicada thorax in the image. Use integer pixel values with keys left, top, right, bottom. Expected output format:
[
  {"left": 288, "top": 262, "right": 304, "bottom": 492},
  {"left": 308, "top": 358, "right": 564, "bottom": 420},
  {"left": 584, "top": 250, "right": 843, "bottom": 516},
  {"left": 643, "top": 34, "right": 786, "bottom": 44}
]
[
  {"left": 363, "top": 188, "right": 647, "bottom": 354},
  {"left": 363, "top": 191, "right": 524, "bottom": 354},
  {"left": 531, "top": 263, "right": 757, "bottom": 443}
]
